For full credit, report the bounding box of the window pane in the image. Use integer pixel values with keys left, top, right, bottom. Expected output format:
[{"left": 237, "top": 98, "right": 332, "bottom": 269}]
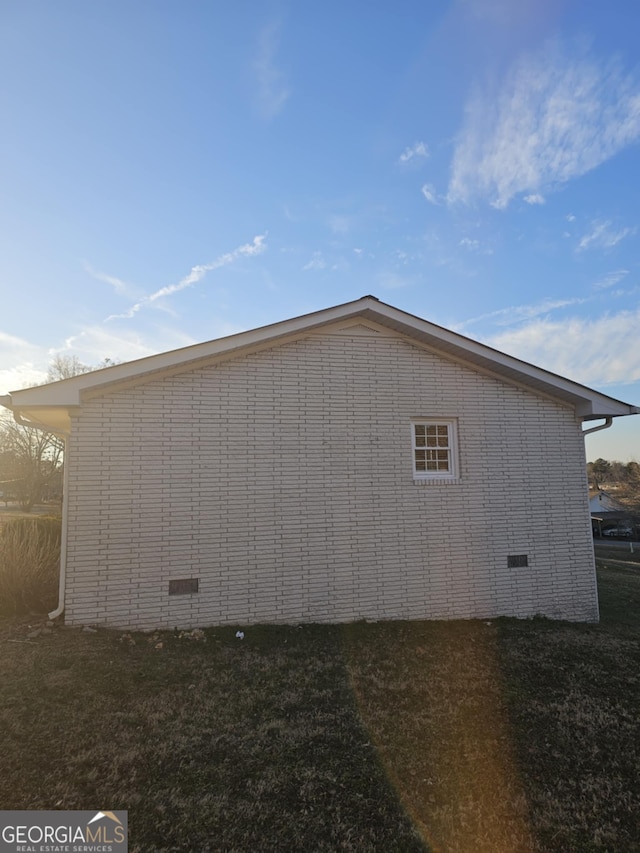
[{"left": 412, "top": 421, "right": 457, "bottom": 478}]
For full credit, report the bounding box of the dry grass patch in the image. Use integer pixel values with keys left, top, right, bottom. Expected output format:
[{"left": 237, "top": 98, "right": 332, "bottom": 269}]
[{"left": 0, "top": 515, "right": 61, "bottom": 614}]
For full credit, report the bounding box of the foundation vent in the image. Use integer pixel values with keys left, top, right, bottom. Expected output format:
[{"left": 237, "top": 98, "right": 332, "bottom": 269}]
[{"left": 169, "top": 578, "right": 199, "bottom": 595}]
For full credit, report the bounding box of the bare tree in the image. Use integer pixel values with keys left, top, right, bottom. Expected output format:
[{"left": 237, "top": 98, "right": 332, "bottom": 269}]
[
  {"left": 1, "top": 354, "right": 118, "bottom": 511},
  {"left": 47, "top": 354, "right": 93, "bottom": 382},
  {"left": 619, "top": 461, "right": 640, "bottom": 514},
  {"left": 0, "top": 413, "right": 63, "bottom": 511},
  {"left": 46, "top": 354, "right": 119, "bottom": 382}
]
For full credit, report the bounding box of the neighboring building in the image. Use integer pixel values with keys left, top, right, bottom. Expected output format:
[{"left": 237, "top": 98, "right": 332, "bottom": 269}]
[
  {"left": 589, "top": 489, "right": 637, "bottom": 537},
  {"left": 588, "top": 490, "right": 626, "bottom": 514},
  {"left": 2, "top": 296, "right": 638, "bottom": 629}
]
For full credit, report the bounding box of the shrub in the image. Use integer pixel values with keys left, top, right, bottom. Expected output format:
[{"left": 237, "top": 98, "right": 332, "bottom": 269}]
[{"left": 0, "top": 516, "right": 61, "bottom": 615}]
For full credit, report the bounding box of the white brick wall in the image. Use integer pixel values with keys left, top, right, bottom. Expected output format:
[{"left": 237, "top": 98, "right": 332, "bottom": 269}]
[{"left": 63, "top": 325, "right": 598, "bottom": 629}]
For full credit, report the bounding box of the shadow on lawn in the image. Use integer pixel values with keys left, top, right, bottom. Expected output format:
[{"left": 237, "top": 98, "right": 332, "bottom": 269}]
[{"left": 1, "top": 565, "right": 638, "bottom": 851}]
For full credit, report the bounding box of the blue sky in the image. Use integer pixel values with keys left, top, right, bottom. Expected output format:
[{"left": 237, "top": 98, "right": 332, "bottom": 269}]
[{"left": 2, "top": 0, "right": 639, "bottom": 461}]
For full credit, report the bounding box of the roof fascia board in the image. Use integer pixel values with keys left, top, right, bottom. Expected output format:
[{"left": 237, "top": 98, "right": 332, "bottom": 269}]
[
  {"left": 4, "top": 296, "right": 638, "bottom": 419},
  {"left": 357, "top": 303, "right": 637, "bottom": 417},
  {"left": 6, "top": 299, "right": 377, "bottom": 408},
  {"left": 81, "top": 309, "right": 639, "bottom": 419}
]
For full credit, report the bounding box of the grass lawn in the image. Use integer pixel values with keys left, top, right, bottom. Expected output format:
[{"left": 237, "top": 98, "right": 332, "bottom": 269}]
[{"left": 1, "top": 564, "right": 639, "bottom": 852}]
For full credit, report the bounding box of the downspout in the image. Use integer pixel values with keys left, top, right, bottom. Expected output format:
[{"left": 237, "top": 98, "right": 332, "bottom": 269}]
[
  {"left": 10, "top": 410, "right": 70, "bottom": 622},
  {"left": 581, "top": 416, "right": 614, "bottom": 624},
  {"left": 49, "top": 434, "right": 70, "bottom": 620},
  {"left": 582, "top": 416, "right": 613, "bottom": 437}
]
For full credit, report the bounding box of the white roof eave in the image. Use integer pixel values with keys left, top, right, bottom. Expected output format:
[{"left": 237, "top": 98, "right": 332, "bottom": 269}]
[{"left": 2, "top": 296, "right": 638, "bottom": 425}]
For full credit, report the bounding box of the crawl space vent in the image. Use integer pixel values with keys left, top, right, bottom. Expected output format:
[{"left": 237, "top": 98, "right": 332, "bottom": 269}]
[
  {"left": 169, "top": 578, "right": 199, "bottom": 595},
  {"left": 507, "top": 554, "right": 529, "bottom": 568}
]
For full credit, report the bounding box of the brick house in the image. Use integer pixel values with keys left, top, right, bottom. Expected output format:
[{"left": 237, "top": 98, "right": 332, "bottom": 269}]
[{"left": 2, "top": 296, "right": 637, "bottom": 629}]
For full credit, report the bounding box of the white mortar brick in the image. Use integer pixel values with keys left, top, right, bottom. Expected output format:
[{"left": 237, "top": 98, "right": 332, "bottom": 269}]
[{"left": 63, "top": 330, "right": 599, "bottom": 629}]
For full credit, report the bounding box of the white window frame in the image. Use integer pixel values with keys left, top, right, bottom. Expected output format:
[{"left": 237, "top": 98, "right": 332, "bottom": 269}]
[{"left": 411, "top": 419, "right": 459, "bottom": 481}]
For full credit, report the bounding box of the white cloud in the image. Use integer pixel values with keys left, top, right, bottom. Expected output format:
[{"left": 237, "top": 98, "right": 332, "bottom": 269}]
[
  {"left": 593, "top": 269, "right": 629, "bottom": 290},
  {"left": 62, "top": 320, "right": 238, "bottom": 370},
  {"left": 484, "top": 309, "right": 640, "bottom": 385},
  {"left": 60, "top": 326, "right": 170, "bottom": 366},
  {"left": 0, "top": 332, "right": 49, "bottom": 393},
  {"left": 109, "top": 235, "right": 267, "bottom": 320},
  {"left": 328, "top": 215, "right": 351, "bottom": 235},
  {"left": 455, "top": 296, "right": 586, "bottom": 331},
  {"left": 377, "top": 271, "right": 414, "bottom": 290},
  {"left": 449, "top": 41, "right": 640, "bottom": 208},
  {"left": 303, "top": 251, "right": 326, "bottom": 271},
  {"left": 0, "top": 306, "right": 250, "bottom": 397},
  {"left": 302, "top": 251, "right": 350, "bottom": 273},
  {"left": 577, "top": 220, "right": 635, "bottom": 252},
  {"left": 0, "top": 319, "right": 247, "bottom": 397},
  {"left": 458, "top": 236, "right": 494, "bottom": 255},
  {"left": 524, "top": 193, "right": 545, "bottom": 205},
  {"left": 253, "top": 22, "right": 290, "bottom": 120},
  {"left": 0, "top": 364, "right": 48, "bottom": 394},
  {"left": 459, "top": 237, "right": 480, "bottom": 251},
  {"left": 0, "top": 330, "right": 36, "bottom": 351},
  {"left": 399, "top": 141, "right": 430, "bottom": 164},
  {"left": 421, "top": 183, "right": 440, "bottom": 205},
  {"left": 566, "top": 214, "right": 576, "bottom": 222},
  {"left": 83, "top": 263, "right": 131, "bottom": 296}
]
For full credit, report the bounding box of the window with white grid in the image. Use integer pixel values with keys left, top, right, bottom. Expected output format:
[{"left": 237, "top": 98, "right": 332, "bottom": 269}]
[{"left": 412, "top": 420, "right": 458, "bottom": 480}]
